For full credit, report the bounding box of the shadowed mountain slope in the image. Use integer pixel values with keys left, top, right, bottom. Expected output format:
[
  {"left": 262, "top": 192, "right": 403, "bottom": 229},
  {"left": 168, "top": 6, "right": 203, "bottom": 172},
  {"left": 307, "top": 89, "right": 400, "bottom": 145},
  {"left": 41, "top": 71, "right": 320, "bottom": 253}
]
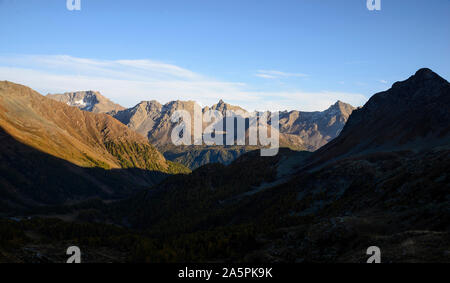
[
  {"left": 0, "top": 128, "right": 173, "bottom": 211},
  {"left": 309, "top": 68, "right": 450, "bottom": 167}
]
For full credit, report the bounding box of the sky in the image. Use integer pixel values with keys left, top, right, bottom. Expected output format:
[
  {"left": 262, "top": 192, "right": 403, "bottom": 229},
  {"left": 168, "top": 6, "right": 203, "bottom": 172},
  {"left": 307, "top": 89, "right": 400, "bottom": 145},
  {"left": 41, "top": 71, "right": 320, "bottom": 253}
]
[{"left": 0, "top": 0, "right": 449, "bottom": 111}]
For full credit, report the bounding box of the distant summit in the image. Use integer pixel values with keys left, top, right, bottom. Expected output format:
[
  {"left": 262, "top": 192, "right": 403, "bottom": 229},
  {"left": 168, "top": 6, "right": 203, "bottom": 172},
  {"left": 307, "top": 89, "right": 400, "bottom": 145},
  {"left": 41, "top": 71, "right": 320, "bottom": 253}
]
[
  {"left": 47, "top": 91, "right": 125, "bottom": 114},
  {"left": 279, "top": 101, "right": 356, "bottom": 151},
  {"left": 206, "top": 99, "right": 247, "bottom": 114}
]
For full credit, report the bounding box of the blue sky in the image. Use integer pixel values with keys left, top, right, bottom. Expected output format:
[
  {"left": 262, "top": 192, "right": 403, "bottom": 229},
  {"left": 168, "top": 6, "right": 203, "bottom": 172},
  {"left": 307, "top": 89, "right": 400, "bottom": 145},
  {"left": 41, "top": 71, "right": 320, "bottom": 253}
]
[{"left": 0, "top": 0, "right": 449, "bottom": 111}]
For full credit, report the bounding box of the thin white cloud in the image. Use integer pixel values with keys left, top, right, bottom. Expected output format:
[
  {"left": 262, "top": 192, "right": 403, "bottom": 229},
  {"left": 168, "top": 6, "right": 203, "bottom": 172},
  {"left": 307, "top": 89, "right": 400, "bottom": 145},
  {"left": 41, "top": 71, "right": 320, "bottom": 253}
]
[
  {"left": 0, "top": 55, "right": 367, "bottom": 111},
  {"left": 255, "top": 73, "right": 278, "bottom": 79},
  {"left": 256, "top": 69, "right": 308, "bottom": 79},
  {"left": 379, "top": 79, "right": 388, "bottom": 84},
  {"left": 116, "top": 59, "right": 200, "bottom": 80}
]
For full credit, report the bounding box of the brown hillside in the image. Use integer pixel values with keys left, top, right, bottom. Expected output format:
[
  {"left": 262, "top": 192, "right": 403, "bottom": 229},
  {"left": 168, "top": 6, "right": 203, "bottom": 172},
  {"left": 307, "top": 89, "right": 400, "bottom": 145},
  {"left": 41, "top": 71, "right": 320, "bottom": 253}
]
[{"left": 0, "top": 81, "right": 187, "bottom": 174}]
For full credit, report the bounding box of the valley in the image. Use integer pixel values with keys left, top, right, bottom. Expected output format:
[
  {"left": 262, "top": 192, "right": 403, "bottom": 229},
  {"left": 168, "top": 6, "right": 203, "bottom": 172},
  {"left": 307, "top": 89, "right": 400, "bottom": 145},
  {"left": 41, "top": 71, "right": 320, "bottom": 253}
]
[{"left": 0, "top": 68, "right": 449, "bottom": 263}]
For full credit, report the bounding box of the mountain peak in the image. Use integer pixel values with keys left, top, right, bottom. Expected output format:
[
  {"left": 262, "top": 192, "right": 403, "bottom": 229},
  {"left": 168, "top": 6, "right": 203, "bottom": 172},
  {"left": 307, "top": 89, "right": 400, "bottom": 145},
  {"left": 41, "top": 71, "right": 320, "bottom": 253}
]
[
  {"left": 328, "top": 100, "right": 352, "bottom": 108},
  {"left": 332, "top": 100, "right": 346, "bottom": 108},
  {"left": 47, "top": 90, "right": 125, "bottom": 113},
  {"left": 210, "top": 99, "right": 246, "bottom": 113},
  {"left": 324, "top": 100, "right": 355, "bottom": 119},
  {"left": 414, "top": 68, "right": 439, "bottom": 79},
  {"left": 138, "top": 100, "right": 162, "bottom": 107},
  {"left": 392, "top": 68, "right": 448, "bottom": 91}
]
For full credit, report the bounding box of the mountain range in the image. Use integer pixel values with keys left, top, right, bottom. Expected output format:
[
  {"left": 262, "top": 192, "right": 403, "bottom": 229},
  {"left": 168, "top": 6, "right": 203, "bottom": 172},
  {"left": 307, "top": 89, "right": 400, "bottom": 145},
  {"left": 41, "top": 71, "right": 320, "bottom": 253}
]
[
  {"left": 0, "top": 68, "right": 449, "bottom": 263},
  {"left": 47, "top": 93, "right": 355, "bottom": 168}
]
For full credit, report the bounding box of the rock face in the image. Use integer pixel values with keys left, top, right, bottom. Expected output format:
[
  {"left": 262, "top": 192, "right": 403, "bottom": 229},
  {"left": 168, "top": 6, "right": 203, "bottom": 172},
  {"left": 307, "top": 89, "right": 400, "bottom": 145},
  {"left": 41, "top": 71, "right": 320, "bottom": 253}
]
[
  {"left": 47, "top": 91, "right": 125, "bottom": 114},
  {"left": 279, "top": 101, "right": 355, "bottom": 151},
  {"left": 0, "top": 81, "right": 189, "bottom": 208},
  {"left": 112, "top": 99, "right": 354, "bottom": 151},
  {"left": 113, "top": 100, "right": 200, "bottom": 146}
]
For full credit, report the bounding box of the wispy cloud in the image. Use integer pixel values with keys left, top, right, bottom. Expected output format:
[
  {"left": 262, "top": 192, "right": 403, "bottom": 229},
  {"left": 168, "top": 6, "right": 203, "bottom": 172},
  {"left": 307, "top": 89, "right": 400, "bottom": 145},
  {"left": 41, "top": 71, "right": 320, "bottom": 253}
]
[
  {"left": 255, "top": 73, "right": 278, "bottom": 79},
  {"left": 0, "top": 54, "right": 367, "bottom": 111},
  {"left": 379, "top": 79, "right": 388, "bottom": 84},
  {"left": 255, "top": 70, "right": 308, "bottom": 79}
]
